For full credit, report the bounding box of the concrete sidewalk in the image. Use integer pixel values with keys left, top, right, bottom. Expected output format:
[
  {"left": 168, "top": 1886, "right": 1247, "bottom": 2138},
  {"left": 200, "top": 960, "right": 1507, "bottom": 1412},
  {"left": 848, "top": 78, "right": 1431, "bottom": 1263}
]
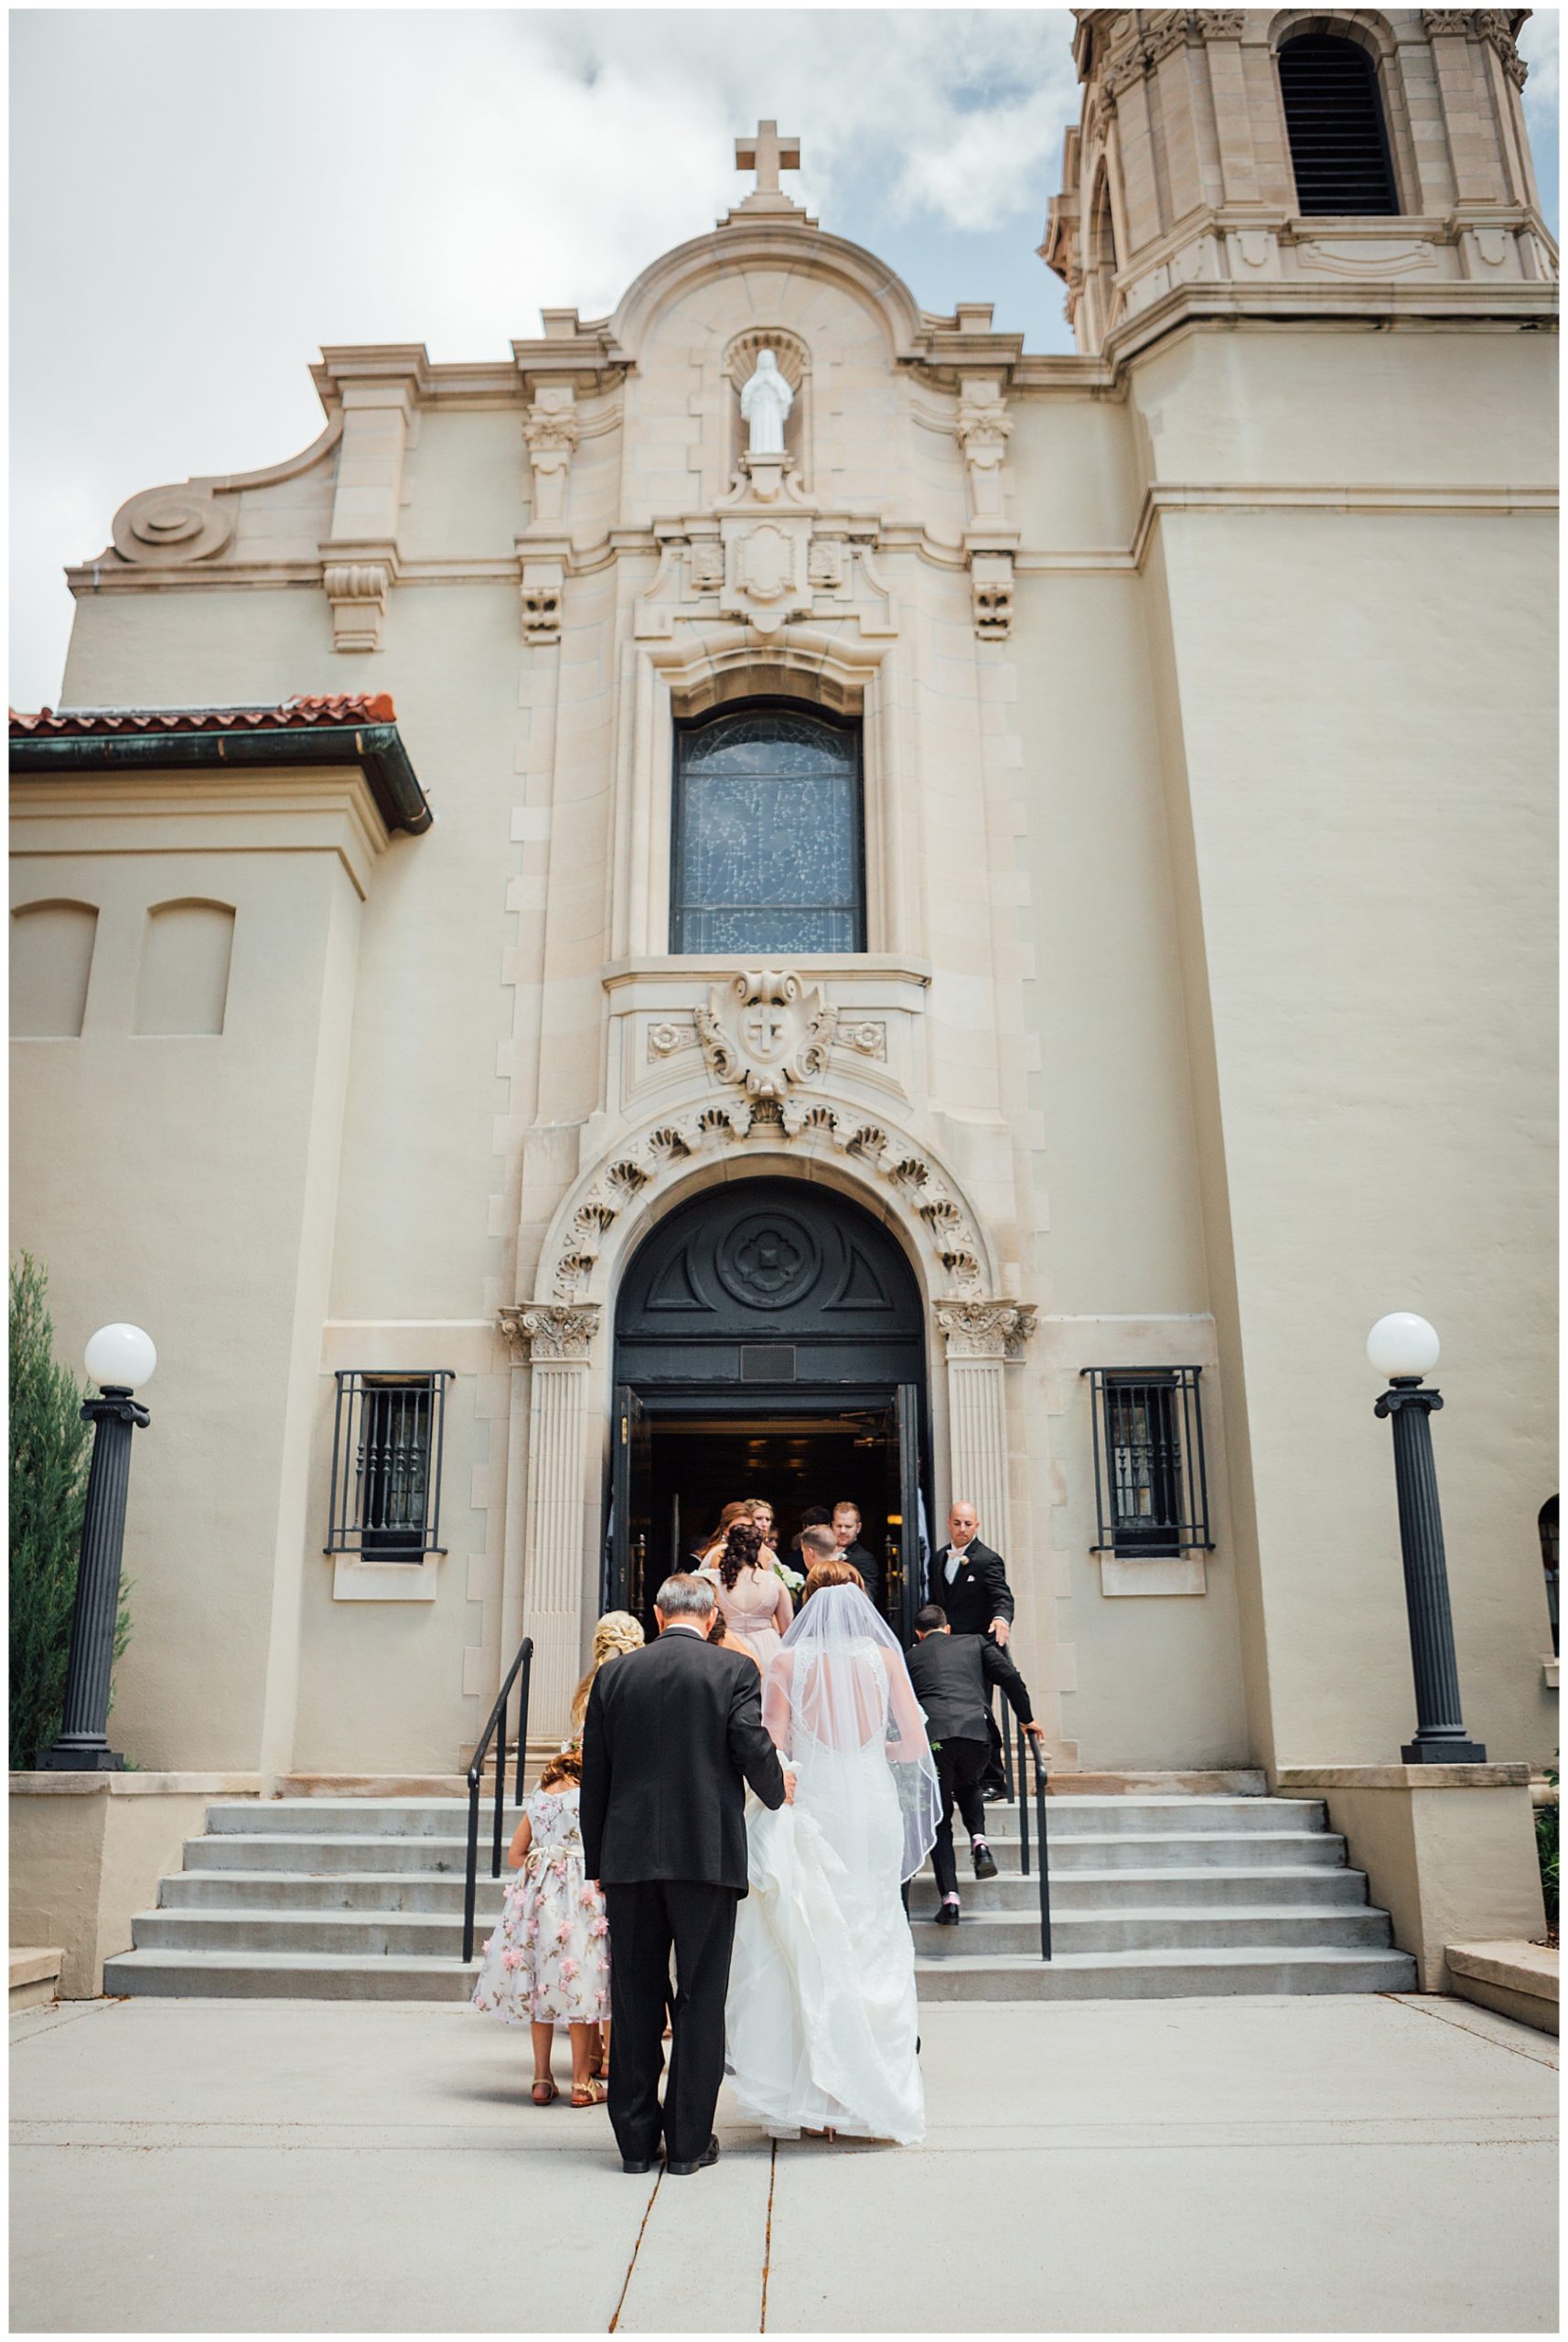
[{"left": 10, "top": 1993, "right": 1557, "bottom": 2333}]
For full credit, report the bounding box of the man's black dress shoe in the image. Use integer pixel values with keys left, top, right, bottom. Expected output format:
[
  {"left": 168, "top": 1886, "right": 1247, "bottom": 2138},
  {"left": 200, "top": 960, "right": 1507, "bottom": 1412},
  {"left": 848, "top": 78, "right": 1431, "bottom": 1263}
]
[
  {"left": 665, "top": 2132, "right": 721, "bottom": 2176},
  {"left": 934, "top": 1899, "right": 961, "bottom": 1926},
  {"left": 621, "top": 2155, "right": 656, "bottom": 2175},
  {"left": 972, "top": 1842, "right": 999, "bottom": 1881},
  {"left": 982, "top": 1785, "right": 1009, "bottom": 1802}
]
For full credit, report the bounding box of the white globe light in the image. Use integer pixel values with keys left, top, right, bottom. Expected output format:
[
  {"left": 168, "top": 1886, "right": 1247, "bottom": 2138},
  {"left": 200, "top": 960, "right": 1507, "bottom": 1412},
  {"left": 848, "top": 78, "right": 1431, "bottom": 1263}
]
[
  {"left": 1367, "top": 1312, "right": 1440, "bottom": 1380},
  {"left": 84, "top": 1323, "right": 157, "bottom": 1391}
]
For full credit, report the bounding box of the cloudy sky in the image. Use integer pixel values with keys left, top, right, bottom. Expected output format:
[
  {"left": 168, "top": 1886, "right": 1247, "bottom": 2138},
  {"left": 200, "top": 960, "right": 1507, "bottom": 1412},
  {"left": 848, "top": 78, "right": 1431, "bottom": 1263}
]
[{"left": 8, "top": 6, "right": 1560, "bottom": 712}]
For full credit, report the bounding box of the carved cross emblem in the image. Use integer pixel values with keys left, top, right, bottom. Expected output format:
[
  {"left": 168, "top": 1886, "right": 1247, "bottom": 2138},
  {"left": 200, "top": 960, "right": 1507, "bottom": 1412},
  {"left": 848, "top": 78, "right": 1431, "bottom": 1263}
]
[{"left": 696, "top": 970, "right": 837, "bottom": 1099}]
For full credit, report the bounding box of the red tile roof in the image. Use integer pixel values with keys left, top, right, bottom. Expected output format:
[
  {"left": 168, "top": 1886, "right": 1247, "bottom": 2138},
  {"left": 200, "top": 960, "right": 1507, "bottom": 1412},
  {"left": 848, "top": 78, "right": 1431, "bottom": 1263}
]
[{"left": 9, "top": 693, "right": 396, "bottom": 738}]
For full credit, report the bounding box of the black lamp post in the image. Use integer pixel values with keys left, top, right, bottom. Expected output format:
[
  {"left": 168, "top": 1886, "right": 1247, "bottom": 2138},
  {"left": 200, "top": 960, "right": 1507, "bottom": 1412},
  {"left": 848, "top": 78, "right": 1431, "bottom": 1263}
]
[
  {"left": 36, "top": 1322, "right": 155, "bottom": 1772},
  {"left": 1368, "top": 1312, "right": 1486, "bottom": 1766}
]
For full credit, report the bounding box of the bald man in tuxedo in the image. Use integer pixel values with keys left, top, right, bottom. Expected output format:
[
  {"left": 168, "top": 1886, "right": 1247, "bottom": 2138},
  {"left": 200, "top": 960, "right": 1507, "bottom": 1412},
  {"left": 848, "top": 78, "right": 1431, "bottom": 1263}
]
[{"left": 928, "top": 1500, "right": 1015, "bottom": 1798}]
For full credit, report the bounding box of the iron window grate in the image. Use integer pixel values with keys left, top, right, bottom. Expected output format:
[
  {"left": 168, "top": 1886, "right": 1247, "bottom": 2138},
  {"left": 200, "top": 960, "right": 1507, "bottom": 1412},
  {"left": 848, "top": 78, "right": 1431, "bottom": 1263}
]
[
  {"left": 1278, "top": 35, "right": 1399, "bottom": 216},
  {"left": 326, "top": 1370, "right": 452, "bottom": 1560},
  {"left": 1083, "top": 1367, "right": 1214, "bottom": 1557}
]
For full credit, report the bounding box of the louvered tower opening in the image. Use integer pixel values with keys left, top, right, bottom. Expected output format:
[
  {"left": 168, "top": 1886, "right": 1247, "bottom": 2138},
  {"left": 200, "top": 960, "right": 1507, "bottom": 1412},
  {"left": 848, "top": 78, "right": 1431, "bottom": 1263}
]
[{"left": 1279, "top": 34, "right": 1400, "bottom": 215}]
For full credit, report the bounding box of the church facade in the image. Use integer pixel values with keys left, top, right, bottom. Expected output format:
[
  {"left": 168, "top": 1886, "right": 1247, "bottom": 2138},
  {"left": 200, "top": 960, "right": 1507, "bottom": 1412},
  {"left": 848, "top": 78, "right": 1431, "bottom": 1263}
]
[{"left": 11, "top": 10, "right": 1557, "bottom": 1797}]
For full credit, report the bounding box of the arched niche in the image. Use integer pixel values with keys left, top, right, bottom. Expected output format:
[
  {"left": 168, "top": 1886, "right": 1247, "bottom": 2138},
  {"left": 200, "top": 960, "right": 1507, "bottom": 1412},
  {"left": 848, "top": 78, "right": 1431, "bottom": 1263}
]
[
  {"left": 10, "top": 900, "right": 98, "bottom": 1038},
  {"left": 134, "top": 900, "right": 235, "bottom": 1037}
]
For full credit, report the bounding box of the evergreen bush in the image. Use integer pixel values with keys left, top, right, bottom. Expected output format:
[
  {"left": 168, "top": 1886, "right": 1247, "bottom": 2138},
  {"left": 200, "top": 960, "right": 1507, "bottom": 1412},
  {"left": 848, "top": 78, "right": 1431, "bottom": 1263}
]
[
  {"left": 1536, "top": 1761, "right": 1559, "bottom": 1930},
  {"left": 8, "top": 1256, "right": 130, "bottom": 1767}
]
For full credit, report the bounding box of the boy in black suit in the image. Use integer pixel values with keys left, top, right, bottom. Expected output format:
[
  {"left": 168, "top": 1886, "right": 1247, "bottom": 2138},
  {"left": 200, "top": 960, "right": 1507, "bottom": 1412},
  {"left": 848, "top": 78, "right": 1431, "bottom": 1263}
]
[{"left": 906, "top": 1602, "right": 1042, "bottom": 1924}]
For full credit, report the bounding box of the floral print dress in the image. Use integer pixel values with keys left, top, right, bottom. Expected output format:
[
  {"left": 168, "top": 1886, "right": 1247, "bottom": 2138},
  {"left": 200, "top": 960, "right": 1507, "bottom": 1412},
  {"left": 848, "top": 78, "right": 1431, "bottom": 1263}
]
[{"left": 470, "top": 1784, "right": 610, "bottom": 2026}]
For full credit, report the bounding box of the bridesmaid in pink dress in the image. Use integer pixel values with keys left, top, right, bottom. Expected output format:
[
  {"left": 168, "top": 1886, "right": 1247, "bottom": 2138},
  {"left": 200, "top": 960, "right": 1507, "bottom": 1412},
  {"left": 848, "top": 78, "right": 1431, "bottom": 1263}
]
[{"left": 702, "top": 1518, "right": 794, "bottom": 1675}]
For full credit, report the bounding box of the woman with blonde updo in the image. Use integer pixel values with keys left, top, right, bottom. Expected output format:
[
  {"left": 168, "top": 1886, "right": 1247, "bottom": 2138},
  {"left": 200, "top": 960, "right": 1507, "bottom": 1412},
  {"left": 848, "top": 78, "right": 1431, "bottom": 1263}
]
[
  {"left": 566, "top": 1610, "right": 645, "bottom": 1746},
  {"left": 702, "top": 1517, "right": 794, "bottom": 1676}
]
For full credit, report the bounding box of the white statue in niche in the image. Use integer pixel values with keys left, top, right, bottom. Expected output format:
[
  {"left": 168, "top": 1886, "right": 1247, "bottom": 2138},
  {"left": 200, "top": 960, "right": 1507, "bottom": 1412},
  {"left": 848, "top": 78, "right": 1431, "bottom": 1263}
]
[{"left": 739, "top": 349, "right": 793, "bottom": 456}]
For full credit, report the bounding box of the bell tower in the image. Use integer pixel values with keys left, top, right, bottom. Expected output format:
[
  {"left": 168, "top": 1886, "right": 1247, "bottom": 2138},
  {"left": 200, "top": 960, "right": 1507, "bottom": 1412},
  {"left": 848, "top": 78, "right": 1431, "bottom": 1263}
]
[{"left": 1042, "top": 9, "right": 1556, "bottom": 357}]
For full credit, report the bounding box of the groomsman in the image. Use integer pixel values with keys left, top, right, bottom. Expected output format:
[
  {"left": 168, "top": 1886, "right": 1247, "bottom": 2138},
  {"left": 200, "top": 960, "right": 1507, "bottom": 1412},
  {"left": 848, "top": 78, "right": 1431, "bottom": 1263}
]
[
  {"left": 831, "top": 1501, "right": 883, "bottom": 1615},
  {"left": 907, "top": 1604, "right": 1043, "bottom": 1923},
  {"left": 928, "top": 1500, "right": 1015, "bottom": 1798}
]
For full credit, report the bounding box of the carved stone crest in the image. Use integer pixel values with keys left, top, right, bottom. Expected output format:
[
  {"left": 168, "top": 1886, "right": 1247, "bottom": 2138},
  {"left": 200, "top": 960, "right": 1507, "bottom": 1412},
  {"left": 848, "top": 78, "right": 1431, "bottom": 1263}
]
[{"left": 696, "top": 970, "right": 837, "bottom": 1098}]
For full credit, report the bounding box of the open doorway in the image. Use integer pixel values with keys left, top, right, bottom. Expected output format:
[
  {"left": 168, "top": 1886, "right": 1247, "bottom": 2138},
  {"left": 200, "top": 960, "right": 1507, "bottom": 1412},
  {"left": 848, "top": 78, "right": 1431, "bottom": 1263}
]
[
  {"left": 607, "top": 1177, "right": 930, "bottom": 1642},
  {"left": 609, "top": 1395, "right": 924, "bottom": 1636}
]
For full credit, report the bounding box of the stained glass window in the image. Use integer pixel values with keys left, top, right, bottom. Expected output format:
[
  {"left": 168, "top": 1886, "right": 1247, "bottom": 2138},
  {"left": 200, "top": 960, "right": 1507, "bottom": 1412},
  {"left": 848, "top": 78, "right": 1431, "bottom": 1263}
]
[{"left": 671, "top": 709, "right": 865, "bottom": 955}]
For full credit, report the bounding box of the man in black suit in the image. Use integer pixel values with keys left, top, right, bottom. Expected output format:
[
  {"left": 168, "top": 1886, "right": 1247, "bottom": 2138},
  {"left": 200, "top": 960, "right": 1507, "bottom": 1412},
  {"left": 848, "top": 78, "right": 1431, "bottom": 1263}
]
[
  {"left": 928, "top": 1500, "right": 1015, "bottom": 1797},
  {"left": 580, "top": 1574, "right": 789, "bottom": 2176},
  {"left": 831, "top": 1501, "right": 883, "bottom": 1615},
  {"left": 907, "top": 1603, "right": 1043, "bottom": 1924}
]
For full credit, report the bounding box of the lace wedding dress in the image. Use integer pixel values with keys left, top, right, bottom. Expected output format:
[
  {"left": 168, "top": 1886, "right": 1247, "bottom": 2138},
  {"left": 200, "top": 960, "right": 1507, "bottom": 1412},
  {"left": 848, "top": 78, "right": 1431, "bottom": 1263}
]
[{"left": 725, "top": 1584, "right": 940, "bottom": 2146}]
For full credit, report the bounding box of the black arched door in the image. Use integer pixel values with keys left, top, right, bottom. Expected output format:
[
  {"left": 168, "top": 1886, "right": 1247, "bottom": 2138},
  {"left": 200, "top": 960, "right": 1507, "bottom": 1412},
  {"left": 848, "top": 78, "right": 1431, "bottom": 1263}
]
[{"left": 609, "top": 1179, "right": 928, "bottom": 1638}]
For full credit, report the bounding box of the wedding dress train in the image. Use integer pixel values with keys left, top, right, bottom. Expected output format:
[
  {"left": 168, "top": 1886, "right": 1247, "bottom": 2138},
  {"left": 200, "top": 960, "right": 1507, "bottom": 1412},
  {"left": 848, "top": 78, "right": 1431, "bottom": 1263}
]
[{"left": 725, "top": 1585, "right": 940, "bottom": 2146}]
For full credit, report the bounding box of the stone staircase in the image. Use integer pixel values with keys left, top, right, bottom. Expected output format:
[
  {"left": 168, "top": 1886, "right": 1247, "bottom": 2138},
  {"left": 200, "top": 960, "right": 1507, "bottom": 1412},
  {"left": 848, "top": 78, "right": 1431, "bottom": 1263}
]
[{"left": 103, "top": 1786, "right": 1416, "bottom": 2002}]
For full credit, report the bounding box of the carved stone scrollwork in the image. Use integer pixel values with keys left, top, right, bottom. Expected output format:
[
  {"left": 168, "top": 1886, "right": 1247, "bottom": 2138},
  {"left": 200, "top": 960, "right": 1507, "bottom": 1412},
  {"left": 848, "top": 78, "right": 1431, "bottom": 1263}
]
[
  {"left": 687, "top": 539, "right": 726, "bottom": 593},
  {"left": 956, "top": 381, "right": 1013, "bottom": 526},
  {"left": 522, "top": 386, "right": 579, "bottom": 528},
  {"left": 112, "top": 482, "right": 237, "bottom": 566},
  {"left": 547, "top": 1100, "right": 986, "bottom": 1300},
  {"left": 933, "top": 1300, "right": 1037, "bottom": 1360},
  {"left": 323, "top": 562, "right": 391, "bottom": 652},
  {"left": 696, "top": 971, "right": 837, "bottom": 1098},
  {"left": 836, "top": 1020, "right": 887, "bottom": 1060},
  {"left": 498, "top": 1303, "right": 601, "bottom": 1361}
]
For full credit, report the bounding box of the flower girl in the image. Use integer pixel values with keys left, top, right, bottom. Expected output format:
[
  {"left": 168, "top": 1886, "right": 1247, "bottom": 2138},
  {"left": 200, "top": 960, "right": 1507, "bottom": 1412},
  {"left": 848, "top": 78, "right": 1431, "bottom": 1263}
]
[{"left": 470, "top": 1748, "right": 611, "bottom": 2106}]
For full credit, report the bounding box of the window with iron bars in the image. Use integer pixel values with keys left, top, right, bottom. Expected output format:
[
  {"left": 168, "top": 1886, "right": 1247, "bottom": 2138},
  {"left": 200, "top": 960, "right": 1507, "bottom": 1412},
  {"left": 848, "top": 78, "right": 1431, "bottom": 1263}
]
[
  {"left": 326, "top": 1371, "right": 452, "bottom": 1561},
  {"left": 1082, "top": 1367, "right": 1213, "bottom": 1558}
]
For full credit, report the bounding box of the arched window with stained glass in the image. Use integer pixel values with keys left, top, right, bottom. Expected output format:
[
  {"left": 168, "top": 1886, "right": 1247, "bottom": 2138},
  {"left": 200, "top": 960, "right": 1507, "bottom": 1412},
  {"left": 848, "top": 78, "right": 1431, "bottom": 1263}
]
[{"left": 671, "top": 704, "right": 865, "bottom": 955}]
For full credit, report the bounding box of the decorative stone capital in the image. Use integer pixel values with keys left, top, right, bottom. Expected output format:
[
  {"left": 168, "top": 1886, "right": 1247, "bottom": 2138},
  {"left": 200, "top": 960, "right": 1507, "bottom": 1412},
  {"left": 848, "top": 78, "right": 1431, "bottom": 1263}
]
[
  {"left": 697, "top": 970, "right": 836, "bottom": 1097},
  {"left": 934, "top": 1299, "right": 1037, "bottom": 1360},
  {"left": 323, "top": 561, "right": 391, "bottom": 653},
  {"left": 499, "top": 1304, "right": 601, "bottom": 1362}
]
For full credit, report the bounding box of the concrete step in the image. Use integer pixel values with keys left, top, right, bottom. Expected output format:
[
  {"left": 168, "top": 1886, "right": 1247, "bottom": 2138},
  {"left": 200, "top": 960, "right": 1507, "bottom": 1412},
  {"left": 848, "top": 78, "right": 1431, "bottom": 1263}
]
[
  {"left": 156, "top": 1860, "right": 1375, "bottom": 1918},
  {"left": 130, "top": 1908, "right": 486, "bottom": 1958},
  {"left": 913, "top": 1945, "right": 1420, "bottom": 2001},
  {"left": 183, "top": 1834, "right": 474, "bottom": 1875},
  {"left": 102, "top": 1949, "right": 479, "bottom": 2002},
  {"left": 914, "top": 1864, "right": 1373, "bottom": 1912},
  {"left": 196, "top": 1793, "right": 1327, "bottom": 1842},
  {"left": 908, "top": 1905, "right": 1397, "bottom": 1956},
  {"left": 177, "top": 1825, "right": 1348, "bottom": 1879},
  {"left": 159, "top": 1872, "right": 513, "bottom": 1915}
]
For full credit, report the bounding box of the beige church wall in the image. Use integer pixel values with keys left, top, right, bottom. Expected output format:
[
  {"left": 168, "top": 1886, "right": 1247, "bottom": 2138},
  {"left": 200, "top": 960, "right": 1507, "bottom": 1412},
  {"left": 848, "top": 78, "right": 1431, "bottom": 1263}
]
[
  {"left": 9, "top": 833, "right": 368, "bottom": 1773},
  {"left": 1123, "top": 327, "right": 1558, "bottom": 500},
  {"left": 1144, "top": 492, "right": 1556, "bottom": 1776},
  {"left": 396, "top": 408, "right": 532, "bottom": 561},
  {"left": 59, "top": 576, "right": 338, "bottom": 713},
  {"left": 1007, "top": 391, "right": 1144, "bottom": 551}
]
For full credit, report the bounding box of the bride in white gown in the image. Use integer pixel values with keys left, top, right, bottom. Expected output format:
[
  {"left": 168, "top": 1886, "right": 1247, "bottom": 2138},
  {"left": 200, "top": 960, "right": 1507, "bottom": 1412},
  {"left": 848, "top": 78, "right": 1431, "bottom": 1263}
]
[{"left": 725, "top": 1573, "right": 941, "bottom": 2145}]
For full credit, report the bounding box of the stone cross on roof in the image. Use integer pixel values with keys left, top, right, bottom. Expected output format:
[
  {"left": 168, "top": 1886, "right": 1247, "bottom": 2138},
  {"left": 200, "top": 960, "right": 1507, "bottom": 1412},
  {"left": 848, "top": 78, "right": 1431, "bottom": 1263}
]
[{"left": 734, "top": 119, "right": 802, "bottom": 213}]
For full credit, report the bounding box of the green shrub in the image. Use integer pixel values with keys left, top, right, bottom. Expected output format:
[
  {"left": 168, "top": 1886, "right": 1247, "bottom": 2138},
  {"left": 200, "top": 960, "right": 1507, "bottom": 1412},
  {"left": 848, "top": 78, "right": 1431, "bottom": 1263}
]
[
  {"left": 1536, "top": 1761, "right": 1559, "bottom": 1929},
  {"left": 8, "top": 1256, "right": 131, "bottom": 1767}
]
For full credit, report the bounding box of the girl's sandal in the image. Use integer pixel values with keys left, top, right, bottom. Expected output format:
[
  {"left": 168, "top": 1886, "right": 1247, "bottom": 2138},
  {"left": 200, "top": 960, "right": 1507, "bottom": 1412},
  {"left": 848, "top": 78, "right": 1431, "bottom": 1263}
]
[
  {"left": 531, "top": 2079, "right": 559, "bottom": 2107},
  {"left": 570, "top": 2078, "right": 609, "bottom": 2108}
]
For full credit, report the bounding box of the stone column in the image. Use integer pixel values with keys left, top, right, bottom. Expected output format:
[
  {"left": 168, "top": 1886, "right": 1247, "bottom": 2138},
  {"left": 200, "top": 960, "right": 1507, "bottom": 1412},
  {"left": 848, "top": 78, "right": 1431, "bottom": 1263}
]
[
  {"left": 934, "top": 1302, "right": 1036, "bottom": 1558},
  {"left": 499, "top": 1304, "right": 601, "bottom": 1741}
]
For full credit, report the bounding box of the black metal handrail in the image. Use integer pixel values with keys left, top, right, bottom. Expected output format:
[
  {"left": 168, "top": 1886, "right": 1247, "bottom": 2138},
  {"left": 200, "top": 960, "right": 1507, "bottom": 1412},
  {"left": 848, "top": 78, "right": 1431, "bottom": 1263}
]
[
  {"left": 1013, "top": 1714, "right": 1052, "bottom": 1961},
  {"left": 462, "top": 1635, "right": 534, "bottom": 1963}
]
